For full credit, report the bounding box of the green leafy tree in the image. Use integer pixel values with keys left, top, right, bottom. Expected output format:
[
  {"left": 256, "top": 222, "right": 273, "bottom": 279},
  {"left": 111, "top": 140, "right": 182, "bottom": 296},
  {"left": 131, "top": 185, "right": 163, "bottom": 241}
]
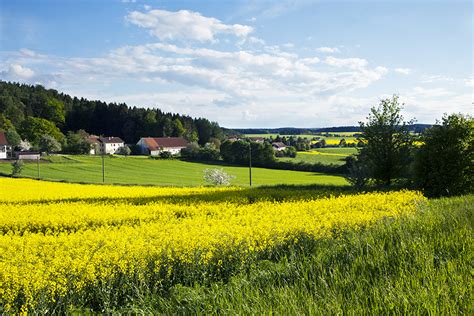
[
  {"left": 117, "top": 145, "right": 131, "bottom": 156},
  {"left": 414, "top": 113, "right": 473, "bottom": 197},
  {"left": 39, "top": 135, "right": 62, "bottom": 154},
  {"left": 358, "top": 95, "right": 414, "bottom": 186},
  {"left": 5, "top": 129, "right": 21, "bottom": 149},
  {"left": 0, "top": 114, "right": 14, "bottom": 131},
  {"left": 172, "top": 119, "right": 185, "bottom": 137},
  {"left": 65, "top": 130, "right": 91, "bottom": 154},
  {"left": 11, "top": 160, "right": 24, "bottom": 176},
  {"left": 19, "top": 117, "right": 64, "bottom": 145}
]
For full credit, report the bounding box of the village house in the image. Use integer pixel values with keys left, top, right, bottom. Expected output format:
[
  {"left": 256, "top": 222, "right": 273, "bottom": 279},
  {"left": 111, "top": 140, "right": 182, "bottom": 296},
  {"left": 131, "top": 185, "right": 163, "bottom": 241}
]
[
  {"left": 248, "top": 137, "right": 265, "bottom": 143},
  {"left": 86, "top": 135, "right": 101, "bottom": 155},
  {"left": 137, "top": 137, "right": 189, "bottom": 156},
  {"left": 0, "top": 131, "right": 11, "bottom": 159},
  {"left": 272, "top": 142, "right": 287, "bottom": 151},
  {"left": 99, "top": 137, "right": 124, "bottom": 154}
]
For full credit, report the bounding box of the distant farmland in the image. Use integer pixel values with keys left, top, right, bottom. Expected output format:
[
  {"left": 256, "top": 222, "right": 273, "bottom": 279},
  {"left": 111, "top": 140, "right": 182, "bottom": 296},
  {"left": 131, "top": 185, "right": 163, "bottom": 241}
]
[{"left": 0, "top": 155, "right": 348, "bottom": 187}]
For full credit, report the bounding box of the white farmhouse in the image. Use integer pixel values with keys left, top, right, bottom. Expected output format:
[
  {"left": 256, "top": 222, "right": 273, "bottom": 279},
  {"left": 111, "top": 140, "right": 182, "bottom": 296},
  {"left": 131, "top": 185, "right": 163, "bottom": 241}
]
[
  {"left": 99, "top": 137, "right": 124, "bottom": 154},
  {"left": 0, "top": 131, "right": 11, "bottom": 159},
  {"left": 137, "top": 137, "right": 189, "bottom": 156},
  {"left": 272, "top": 142, "right": 287, "bottom": 151}
]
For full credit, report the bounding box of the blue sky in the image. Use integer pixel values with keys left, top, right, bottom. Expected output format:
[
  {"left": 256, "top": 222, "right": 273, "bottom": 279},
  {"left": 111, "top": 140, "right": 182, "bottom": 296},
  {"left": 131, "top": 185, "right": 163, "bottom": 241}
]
[{"left": 0, "top": 0, "right": 472, "bottom": 127}]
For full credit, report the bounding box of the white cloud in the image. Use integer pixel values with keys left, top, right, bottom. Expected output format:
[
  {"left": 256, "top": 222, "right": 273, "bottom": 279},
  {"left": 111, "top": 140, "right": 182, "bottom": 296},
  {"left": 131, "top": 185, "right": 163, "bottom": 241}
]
[
  {"left": 126, "top": 9, "right": 253, "bottom": 42},
  {"left": 316, "top": 46, "right": 340, "bottom": 53},
  {"left": 1, "top": 63, "right": 35, "bottom": 79},
  {"left": 464, "top": 78, "right": 474, "bottom": 87},
  {"left": 412, "top": 86, "right": 453, "bottom": 98},
  {"left": 324, "top": 56, "right": 368, "bottom": 69},
  {"left": 394, "top": 68, "right": 412, "bottom": 75},
  {"left": 421, "top": 74, "right": 454, "bottom": 83}
]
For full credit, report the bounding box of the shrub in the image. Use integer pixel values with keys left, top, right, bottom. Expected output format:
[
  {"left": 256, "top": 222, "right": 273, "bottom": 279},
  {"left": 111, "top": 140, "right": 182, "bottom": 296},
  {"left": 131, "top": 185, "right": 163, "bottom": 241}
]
[
  {"left": 117, "top": 145, "right": 131, "bottom": 156},
  {"left": 159, "top": 151, "right": 173, "bottom": 159},
  {"left": 11, "top": 160, "right": 24, "bottom": 176},
  {"left": 203, "top": 168, "right": 235, "bottom": 186}
]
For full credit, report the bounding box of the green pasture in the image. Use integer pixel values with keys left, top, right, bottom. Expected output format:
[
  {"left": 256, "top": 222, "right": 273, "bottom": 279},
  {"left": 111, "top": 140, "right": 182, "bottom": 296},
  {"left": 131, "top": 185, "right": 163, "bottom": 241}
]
[
  {"left": 0, "top": 155, "right": 348, "bottom": 187},
  {"left": 279, "top": 148, "right": 357, "bottom": 165}
]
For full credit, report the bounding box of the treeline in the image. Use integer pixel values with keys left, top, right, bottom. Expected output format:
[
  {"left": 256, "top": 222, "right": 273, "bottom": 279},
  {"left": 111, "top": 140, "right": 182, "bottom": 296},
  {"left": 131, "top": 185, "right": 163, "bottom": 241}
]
[
  {"left": 0, "top": 81, "right": 224, "bottom": 146},
  {"left": 233, "top": 124, "right": 431, "bottom": 135}
]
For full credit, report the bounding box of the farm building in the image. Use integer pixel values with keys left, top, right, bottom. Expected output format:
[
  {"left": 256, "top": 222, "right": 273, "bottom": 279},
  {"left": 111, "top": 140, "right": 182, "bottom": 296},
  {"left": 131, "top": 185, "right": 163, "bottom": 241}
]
[
  {"left": 16, "top": 152, "right": 40, "bottom": 160},
  {"left": 137, "top": 137, "right": 189, "bottom": 156},
  {"left": 97, "top": 137, "right": 124, "bottom": 155},
  {"left": 272, "top": 142, "right": 287, "bottom": 151},
  {"left": 0, "top": 131, "right": 11, "bottom": 159}
]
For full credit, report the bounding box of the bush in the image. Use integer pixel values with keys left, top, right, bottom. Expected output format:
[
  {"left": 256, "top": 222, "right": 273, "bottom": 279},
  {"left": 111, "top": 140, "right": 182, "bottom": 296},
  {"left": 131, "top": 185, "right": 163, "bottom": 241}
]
[
  {"left": 414, "top": 113, "right": 473, "bottom": 197},
  {"left": 117, "top": 145, "right": 131, "bottom": 156},
  {"left": 344, "top": 155, "right": 370, "bottom": 188},
  {"left": 11, "top": 160, "right": 24, "bottom": 176},
  {"left": 159, "top": 151, "right": 173, "bottom": 159},
  {"left": 203, "top": 168, "right": 235, "bottom": 186}
]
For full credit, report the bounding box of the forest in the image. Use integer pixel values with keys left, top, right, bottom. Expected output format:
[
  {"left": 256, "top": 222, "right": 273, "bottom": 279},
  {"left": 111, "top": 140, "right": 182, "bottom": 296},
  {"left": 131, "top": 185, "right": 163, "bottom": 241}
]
[{"left": 0, "top": 81, "right": 224, "bottom": 146}]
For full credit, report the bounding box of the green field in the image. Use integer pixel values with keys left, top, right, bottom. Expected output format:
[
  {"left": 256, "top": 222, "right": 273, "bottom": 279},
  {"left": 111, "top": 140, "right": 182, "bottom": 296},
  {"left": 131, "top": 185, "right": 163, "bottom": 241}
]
[
  {"left": 0, "top": 155, "right": 348, "bottom": 186},
  {"left": 279, "top": 147, "right": 358, "bottom": 165}
]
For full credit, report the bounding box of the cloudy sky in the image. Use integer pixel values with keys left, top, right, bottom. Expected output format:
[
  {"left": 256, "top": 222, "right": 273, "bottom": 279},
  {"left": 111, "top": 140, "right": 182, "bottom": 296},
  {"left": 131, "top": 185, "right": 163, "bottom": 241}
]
[{"left": 0, "top": 0, "right": 472, "bottom": 128}]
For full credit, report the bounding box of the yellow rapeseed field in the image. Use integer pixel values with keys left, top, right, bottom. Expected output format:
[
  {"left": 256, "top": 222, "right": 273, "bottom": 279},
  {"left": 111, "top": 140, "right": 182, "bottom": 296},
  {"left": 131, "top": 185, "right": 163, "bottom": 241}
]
[{"left": 0, "top": 178, "right": 425, "bottom": 313}]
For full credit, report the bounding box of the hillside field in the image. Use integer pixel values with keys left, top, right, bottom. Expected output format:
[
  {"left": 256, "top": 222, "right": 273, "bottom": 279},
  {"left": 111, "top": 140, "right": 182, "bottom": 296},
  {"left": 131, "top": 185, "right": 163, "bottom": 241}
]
[
  {"left": 0, "top": 155, "right": 348, "bottom": 186},
  {"left": 279, "top": 147, "right": 358, "bottom": 165},
  {"left": 0, "top": 178, "right": 471, "bottom": 314}
]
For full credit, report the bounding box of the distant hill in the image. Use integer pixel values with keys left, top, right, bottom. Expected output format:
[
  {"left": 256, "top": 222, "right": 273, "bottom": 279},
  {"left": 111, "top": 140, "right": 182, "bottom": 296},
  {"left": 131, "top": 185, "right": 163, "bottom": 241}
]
[{"left": 231, "top": 124, "right": 432, "bottom": 135}]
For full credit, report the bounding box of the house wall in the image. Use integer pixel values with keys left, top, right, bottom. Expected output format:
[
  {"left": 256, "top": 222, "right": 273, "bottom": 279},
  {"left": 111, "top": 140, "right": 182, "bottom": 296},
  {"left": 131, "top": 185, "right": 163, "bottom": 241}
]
[
  {"left": 0, "top": 145, "right": 7, "bottom": 159},
  {"left": 150, "top": 147, "right": 185, "bottom": 156},
  {"left": 137, "top": 139, "right": 150, "bottom": 155},
  {"left": 18, "top": 154, "right": 40, "bottom": 160},
  {"left": 101, "top": 143, "right": 124, "bottom": 154}
]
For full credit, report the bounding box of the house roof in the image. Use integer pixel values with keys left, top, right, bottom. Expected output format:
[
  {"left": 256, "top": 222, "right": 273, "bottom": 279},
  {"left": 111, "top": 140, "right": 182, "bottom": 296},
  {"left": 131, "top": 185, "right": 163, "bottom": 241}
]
[
  {"left": 99, "top": 136, "right": 124, "bottom": 144},
  {"left": 87, "top": 135, "right": 100, "bottom": 144},
  {"left": 0, "top": 131, "right": 8, "bottom": 146},
  {"left": 272, "top": 142, "right": 286, "bottom": 148},
  {"left": 141, "top": 137, "right": 188, "bottom": 150}
]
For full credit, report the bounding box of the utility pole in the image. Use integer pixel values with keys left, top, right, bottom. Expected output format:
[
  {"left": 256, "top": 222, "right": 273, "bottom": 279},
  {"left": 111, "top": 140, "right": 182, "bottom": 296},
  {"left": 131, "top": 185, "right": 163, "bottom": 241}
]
[
  {"left": 249, "top": 142, "right": 252, "bottom": 187},
  {"left": 37, "top": 156, "right": 40, "bottom": 179},
  {"left": 102, "top": 153, "right": 105, "bottom": 183}
]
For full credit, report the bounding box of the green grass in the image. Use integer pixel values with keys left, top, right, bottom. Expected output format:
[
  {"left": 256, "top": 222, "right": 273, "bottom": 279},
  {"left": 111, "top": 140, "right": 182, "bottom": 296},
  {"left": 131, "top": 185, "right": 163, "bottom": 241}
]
[
  {"left": 111, "top": 195, "right": 473, "bottom": 314},
  {"left": 244, "top": 133, "right": 359, "bottom": 143},
  {"left": 278, "top": 147, "right": 358, "bottom": 166},
  {"left": 0, "top": 155, "right": 348, "bottom": 187}
]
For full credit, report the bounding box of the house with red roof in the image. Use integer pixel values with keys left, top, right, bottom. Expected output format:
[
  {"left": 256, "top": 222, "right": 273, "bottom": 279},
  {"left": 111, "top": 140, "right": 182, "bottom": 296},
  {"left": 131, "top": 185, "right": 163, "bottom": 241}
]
[
  {"left": 137, "top": 137, "right": 189, "bottom": 156},
  {"left": 0, "top": 131, "right": 11, "bottom": 159}
]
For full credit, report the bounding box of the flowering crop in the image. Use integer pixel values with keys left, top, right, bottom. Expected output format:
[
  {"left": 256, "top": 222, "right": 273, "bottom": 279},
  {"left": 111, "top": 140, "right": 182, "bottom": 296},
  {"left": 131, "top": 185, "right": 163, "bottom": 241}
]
[{"left": 0, "top": 178, "right": 425, "bottom": 313}]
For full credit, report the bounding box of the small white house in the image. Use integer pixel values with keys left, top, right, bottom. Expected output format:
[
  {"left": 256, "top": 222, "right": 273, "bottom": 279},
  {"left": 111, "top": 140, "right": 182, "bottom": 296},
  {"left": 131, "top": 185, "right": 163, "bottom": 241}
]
[
  {"left": 137, "top": 137, "right": 189, "bottom": 156},
  {"left": 16, "top": 152, "right": 40, "bottom": 160},
  {"left": 272, "top": 142, "right": 287, "bottom": 151},
  {"left": 0, "top": 131, "right": 11, "bottom": 159},
  {"left": 99, "top": 137, "right": 124, "bottom": 154}
]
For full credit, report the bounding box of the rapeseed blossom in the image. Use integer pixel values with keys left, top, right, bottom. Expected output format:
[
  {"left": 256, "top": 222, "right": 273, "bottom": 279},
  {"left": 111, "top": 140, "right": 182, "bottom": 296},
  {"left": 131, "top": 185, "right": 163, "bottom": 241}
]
[{"left": 0, "top": 178, "right": 425, "bottom": 312}]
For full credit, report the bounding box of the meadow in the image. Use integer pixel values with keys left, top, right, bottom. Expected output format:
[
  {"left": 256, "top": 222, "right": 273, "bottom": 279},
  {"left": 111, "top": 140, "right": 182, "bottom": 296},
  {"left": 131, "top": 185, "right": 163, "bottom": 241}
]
[
  {"left": 279, "top": 147, "right": 358, "bottom": 165},
  {"left": 0, "top": 155, "right": 347, "bottom": 186},
  {"left": 0, "top": 178, "right": 470, "bottom": 314}
]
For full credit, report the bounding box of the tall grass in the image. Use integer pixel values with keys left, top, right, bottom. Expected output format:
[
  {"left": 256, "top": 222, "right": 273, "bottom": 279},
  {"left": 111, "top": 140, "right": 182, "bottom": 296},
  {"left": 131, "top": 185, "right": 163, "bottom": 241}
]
[{"left": 112, "top": 195, "right": 472, "bottom": 315}]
